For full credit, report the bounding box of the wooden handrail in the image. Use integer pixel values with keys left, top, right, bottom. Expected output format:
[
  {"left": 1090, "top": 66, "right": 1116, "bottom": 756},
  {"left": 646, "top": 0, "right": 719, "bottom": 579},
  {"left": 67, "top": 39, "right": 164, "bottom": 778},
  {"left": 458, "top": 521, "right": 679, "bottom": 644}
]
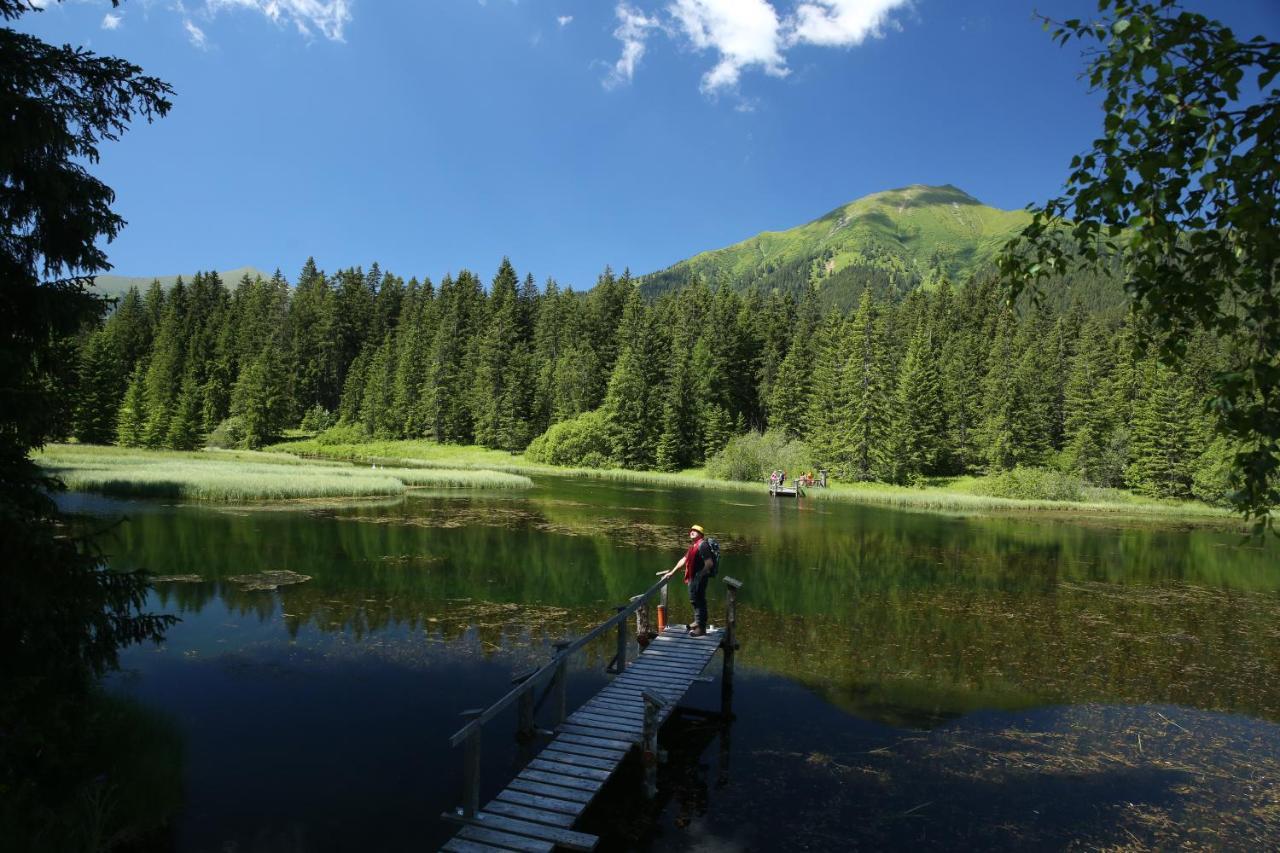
[{"left": 448, "top": 566, "right": 682, "bottom": 747}]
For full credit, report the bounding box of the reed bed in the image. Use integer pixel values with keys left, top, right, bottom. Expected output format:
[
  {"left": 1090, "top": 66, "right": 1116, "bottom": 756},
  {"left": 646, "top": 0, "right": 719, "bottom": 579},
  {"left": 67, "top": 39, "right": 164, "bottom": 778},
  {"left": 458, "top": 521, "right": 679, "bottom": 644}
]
[
  {"left": 36, "top": 445, "right": 531, "bottom": 501},
  {"left": 271, "top": 437, "right": 1238, "bottom": 523}
]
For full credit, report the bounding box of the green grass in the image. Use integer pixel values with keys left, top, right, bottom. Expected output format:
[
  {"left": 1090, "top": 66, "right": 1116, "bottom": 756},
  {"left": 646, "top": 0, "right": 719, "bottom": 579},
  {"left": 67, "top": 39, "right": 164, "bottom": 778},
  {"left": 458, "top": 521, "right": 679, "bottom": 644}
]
[
  {"left": 268, "top": 437, "right": 1240, "bottom": 523},
  {"left": 36, "top": 445, "right": 531, "bottom": 501}
]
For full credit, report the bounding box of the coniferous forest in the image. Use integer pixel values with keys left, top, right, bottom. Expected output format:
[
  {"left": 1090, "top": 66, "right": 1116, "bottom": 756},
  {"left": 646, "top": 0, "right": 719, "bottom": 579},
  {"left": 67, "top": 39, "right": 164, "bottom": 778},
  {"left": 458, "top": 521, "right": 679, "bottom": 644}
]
[{"left": 62, "top": 255, "right": 1238, "bottom": 505}]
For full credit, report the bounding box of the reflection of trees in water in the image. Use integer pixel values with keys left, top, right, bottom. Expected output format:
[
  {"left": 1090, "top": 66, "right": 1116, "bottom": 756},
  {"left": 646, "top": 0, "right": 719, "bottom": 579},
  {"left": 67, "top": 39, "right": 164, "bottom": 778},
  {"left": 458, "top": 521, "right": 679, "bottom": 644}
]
[{"left": 88, "top": 491, "right": 1280, "bottom": 721}]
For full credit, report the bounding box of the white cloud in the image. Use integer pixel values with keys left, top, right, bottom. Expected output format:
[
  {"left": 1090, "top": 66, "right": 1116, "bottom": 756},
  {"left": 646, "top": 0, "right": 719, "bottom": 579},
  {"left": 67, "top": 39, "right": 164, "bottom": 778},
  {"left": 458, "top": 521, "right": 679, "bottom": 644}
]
[
  {"left": 204, "top": 0, "right": 352, "bottom": 41},
  {"left": 184, "top": 18, "right": 208, "bottom": 48},
  {"left": 102, "top": 12, "right": 123, "bottom": 30},
  {"left": 605, "top": 3, "right": 661, "bottom": 89},
  {"left": 557, "top": 15, "right": 573, "bottom": 28},
  {"left": 788, "top": 0, "right": 903, "bottom": 47},
  {"left": 607, "top": 0, "right": 910, "bottom": 95},
  {"left": 669, "top": 0, "right": 786, "bottom": 93}
]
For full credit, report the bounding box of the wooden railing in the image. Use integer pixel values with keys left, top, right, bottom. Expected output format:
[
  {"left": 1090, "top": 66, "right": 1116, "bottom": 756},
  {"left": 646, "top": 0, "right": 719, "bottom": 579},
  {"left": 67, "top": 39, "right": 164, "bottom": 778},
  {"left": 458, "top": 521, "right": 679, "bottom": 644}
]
[{"left": 446, "top": 567, "right": 742, "bottom": 819}]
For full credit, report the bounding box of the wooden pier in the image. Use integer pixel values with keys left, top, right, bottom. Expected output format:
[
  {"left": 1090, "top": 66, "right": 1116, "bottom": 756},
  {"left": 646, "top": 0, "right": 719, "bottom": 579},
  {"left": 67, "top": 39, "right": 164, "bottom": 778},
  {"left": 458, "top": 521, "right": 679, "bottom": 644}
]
[{"left": 440, "top": 572, "right": 743, "bottom": 852}]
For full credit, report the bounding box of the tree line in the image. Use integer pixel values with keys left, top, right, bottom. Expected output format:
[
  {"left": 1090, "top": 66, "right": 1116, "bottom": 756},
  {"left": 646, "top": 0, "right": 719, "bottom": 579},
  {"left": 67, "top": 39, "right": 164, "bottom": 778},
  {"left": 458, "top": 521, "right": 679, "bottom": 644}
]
[{"left": 65, "top": 256, "right": 1236, "bottom": 503}]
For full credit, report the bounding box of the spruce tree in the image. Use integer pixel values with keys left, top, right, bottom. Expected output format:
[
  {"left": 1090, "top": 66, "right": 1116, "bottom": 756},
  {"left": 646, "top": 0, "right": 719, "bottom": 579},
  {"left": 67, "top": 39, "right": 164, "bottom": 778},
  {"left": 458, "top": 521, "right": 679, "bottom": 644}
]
[
  {"left": 841, "top": 290, "right": 892, "bottom": 480},
  {"left": 116, "top": 364, "right": 148, "bottom": 448},
  {"left": 166, "top": 368, "right": 202, "bottom": 450},
  {"left": 602, "top": 288, "right": 662, "bottom": 468},
  {"left": 890, "top": 320, "right": 945, "bottom": 482},
  {"left": 72, "top": 330, "right": 123, "bottom": 445},
  {"left": 1126, "top": 356, "right": 1199, "bottom": 499},
  {"left": 804, "top": 311, "right": 849, "bottom": 469}
]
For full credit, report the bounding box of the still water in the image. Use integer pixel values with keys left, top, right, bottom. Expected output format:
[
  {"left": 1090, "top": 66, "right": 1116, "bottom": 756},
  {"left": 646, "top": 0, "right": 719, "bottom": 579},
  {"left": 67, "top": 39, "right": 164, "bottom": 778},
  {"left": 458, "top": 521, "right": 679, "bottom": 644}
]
[{"left": 66, "top": 478, "right": 1280, "bottom": 851}]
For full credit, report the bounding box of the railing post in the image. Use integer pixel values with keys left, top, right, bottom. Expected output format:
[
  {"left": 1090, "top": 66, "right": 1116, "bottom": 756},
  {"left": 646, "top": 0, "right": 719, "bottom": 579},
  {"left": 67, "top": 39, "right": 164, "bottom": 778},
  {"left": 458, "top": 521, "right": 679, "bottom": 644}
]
[
  {"left": 659, "top": 580, "right": 669, "bottom": 631},
  {"left": 515, "top": 671, "right": 535, "bottom": 741},
  {"left": 634, "top": 594, "right": 650, "bottom": 647},
  {"left": 612, "top": 605, "right": 627, "bottom": 673},
  {"left": 641, "top": 690, "right": 666, "bottom": 799},
  {"left": 459, "top": 708, "right": 483, "bottom": 818},
  {"left": 721, "top": 578, "right": 742, "bottom": 706},
  {"left": 552, "top": 640, "right": 570, "bottom": 727}
]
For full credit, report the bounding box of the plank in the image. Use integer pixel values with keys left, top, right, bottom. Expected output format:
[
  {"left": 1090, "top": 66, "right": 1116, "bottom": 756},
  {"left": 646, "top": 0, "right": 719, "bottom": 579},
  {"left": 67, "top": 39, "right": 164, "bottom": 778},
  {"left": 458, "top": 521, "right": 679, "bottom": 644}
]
[
  {"left": 619, "top": 668, "right": 700, "bottom": 684},
  {"left": 496, "top": 787, "right": 589, "bottom": 816},
  {"left": 473, "top": 813, "right": 599, "bottom": 851},
  {"left": 568, "top": 709, "right": 643, "bottom": 727},
  {"left": 545, "top": 739, "right": 628, "bottom": 761},
  {"left": 557, "top": 723, "right": 640, "bottom": 743},
  {"left": 483, "top": 799, "right": 576, "bottom": 828},
  {"left": 516, "top": 768, "right": 602, "bottom": 793},
  {"left": 481, "top": 800, "right": 577, "bottom": 828},
  {"left": 641, "top": 645, "right": 715, "bottom": 659},
  {"left": 540, "top": 748, "right": 618, "bottom": 771},
  {"left": 457, "top": 825, "right": 554, "bottom": 853},
  {"left": 442, "top": 838, "right": 509, "bottom": 853},
  {"left": 566, "top": 713, "right": 641, "bottom": 733},
  {"left": 582, "top": 698, "right": 643, "bottom": 715},
  {"left": 528, "top": 758, "right": 612, "bottom": 781},
  {"left": 578, "top": 702, "right": 644, "bottom": 720},
  {"left": 626, "top": 662, "right": 707, "bottom": 677},
  {"left": 508, "top": 776, "right": 596, "bottom": 803},
  {"left": 555, "top": 731, "right": 635, "bottom": 751}
]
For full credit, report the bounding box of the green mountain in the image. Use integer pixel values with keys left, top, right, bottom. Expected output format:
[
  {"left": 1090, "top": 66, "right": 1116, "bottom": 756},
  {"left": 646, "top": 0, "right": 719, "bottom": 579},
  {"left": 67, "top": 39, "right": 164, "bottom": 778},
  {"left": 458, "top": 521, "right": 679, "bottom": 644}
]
[
  {"left": 91, "top": 266, "right": 270, "bottom": 300},
  {"left": 640, "top": 184, "right": 1033, "bottom": 307}
]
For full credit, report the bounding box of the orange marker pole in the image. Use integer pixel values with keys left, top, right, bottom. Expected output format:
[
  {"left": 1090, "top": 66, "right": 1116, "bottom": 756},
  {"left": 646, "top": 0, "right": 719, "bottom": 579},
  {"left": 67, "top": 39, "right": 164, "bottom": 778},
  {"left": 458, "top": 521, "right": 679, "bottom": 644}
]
[{"left": 656, "top": 604, "right": 667, "bottom": 631}]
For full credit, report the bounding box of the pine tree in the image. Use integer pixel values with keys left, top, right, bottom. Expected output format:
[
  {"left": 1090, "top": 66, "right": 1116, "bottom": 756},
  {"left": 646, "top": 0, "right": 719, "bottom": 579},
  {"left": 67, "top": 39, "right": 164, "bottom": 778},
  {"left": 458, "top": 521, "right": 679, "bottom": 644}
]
[
  {"left": 116, "top": 363, "right": 148, "bottom": 447},
  {"left": 841, "top": 290, "right": 892, "bottom": 480},
  {"left": 72, "top": 330, "right": 123, "bottom": 444},
  {"left": 166, "top": 368, "right": 202, "bottom": 450},
  {"left": 890, "top": 320, "right": 945, "bottom": 482},
  {"left": 1063, "top": 317, "right": 1119, "bottom": 484},
  {"left": 1126, "top": 356, "right": 1200, "bottom": 498},
  {"left": 141, "top": 278, "right": 188, "bottom": 446},
  {"left": 233, "top": 341, "right": 289, "bottom": 449},
  {"left": 472, "top": 259, "right": 523, "bottom": 449},
  {"left": 804, "top": 311, "right": 848, "bottom": 468},
  {"left": 602, "top": 288, "right": 662, "bottom": 468}
]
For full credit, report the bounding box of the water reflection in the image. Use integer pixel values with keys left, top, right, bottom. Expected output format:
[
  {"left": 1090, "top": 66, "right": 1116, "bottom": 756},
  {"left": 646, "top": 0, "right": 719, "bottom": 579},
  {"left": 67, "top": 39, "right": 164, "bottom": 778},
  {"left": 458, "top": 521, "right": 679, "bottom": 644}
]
[{"left": 60, "top": 482, "right": 1280, "bottom": 850}]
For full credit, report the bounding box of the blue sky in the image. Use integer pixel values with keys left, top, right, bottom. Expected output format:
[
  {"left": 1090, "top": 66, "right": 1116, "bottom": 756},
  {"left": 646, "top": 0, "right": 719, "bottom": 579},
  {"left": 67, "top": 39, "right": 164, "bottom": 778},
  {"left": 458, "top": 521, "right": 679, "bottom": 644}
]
[{"left": 19, "top": 0, "right": 1279, "bottom": 289}]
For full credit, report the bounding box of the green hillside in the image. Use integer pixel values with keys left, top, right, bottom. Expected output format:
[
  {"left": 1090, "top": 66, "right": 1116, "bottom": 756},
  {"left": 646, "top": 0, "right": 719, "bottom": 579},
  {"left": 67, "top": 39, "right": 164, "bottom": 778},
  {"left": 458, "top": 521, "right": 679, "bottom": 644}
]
[
  {"left": 640, "top": 184, "right": 1033, "bottom": 307},
  {"left": 91, "top": 266, "right": 269, "bottom": 300}
]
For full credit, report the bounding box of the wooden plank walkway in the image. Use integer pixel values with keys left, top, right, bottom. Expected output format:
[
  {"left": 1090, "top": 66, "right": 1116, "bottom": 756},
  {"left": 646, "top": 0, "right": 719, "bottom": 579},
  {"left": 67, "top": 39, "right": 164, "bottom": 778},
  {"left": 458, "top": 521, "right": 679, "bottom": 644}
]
[{"left": 442, "top": 625, "right": 725, "bottom": 852}]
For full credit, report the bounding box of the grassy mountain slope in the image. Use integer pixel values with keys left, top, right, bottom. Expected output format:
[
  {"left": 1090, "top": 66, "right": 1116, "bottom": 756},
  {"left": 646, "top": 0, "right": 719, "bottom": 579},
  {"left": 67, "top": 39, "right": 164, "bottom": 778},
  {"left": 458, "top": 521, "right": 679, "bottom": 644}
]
[
  {"left": 91, "top": 266, "right": 269, "bottom": 300},
  {"left": 640, "top": 184, "right": 1033, "bottom": 307}
]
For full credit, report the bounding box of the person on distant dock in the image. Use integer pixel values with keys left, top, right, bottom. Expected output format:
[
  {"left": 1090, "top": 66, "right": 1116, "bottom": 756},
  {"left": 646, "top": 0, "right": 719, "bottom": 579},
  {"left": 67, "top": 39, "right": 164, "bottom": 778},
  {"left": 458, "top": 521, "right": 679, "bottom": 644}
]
[{"left": 671, "top": 524, "right": 715, "bottom": 636}]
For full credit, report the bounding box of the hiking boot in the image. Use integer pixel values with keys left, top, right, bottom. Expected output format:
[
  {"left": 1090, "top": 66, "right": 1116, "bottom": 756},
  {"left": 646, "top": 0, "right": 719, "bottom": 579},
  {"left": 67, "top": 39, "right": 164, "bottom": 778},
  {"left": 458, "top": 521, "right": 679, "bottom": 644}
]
[
  {"left": 689, "top": 625, "right": 706, "bottom": 637},
  {"left": 685, "top": 621, "right": 698, "bottom": 631}
]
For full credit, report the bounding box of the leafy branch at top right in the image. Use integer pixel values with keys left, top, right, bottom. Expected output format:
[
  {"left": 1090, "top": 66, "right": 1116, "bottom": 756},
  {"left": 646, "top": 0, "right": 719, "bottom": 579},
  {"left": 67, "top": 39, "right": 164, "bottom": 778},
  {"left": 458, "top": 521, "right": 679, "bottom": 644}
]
[{"left": 1000, "top": 0, "right": 1279, "bottom": 533}]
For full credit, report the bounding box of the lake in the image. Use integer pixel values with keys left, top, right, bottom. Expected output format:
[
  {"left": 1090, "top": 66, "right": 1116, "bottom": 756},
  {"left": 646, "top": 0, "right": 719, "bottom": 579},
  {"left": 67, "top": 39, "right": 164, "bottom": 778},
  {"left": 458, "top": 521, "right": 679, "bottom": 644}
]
[{"left": 64, "top": 477, "right": 1280, "bottom": 851}]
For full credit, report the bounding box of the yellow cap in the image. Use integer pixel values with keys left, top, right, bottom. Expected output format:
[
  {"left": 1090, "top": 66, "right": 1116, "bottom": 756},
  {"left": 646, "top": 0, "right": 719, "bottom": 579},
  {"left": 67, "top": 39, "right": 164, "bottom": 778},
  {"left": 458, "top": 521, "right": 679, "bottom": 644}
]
[{"left": 689, "top": 524, "right": 705, "bottom": 535}]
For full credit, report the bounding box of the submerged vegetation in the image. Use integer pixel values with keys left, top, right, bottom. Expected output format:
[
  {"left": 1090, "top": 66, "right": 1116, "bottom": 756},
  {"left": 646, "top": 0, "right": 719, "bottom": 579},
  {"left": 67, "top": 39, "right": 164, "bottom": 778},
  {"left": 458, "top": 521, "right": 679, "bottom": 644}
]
[{"left": 36, "top": 445, "right": 530, "bottom": 501}]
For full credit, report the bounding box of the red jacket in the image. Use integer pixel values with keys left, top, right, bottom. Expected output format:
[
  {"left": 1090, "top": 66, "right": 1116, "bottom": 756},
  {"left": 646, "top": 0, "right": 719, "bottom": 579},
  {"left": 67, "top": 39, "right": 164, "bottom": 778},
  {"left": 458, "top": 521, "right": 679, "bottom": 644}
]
[{"left": 683, "top": 539, "right": 703, "bottom": 584}]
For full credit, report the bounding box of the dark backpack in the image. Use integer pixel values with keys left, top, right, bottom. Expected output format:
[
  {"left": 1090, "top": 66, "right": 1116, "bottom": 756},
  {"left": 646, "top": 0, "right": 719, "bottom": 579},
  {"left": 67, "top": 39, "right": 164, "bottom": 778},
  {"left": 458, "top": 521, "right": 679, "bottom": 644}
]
[{"left": 699, "top": 537, "right": 721, "bottom": 577}]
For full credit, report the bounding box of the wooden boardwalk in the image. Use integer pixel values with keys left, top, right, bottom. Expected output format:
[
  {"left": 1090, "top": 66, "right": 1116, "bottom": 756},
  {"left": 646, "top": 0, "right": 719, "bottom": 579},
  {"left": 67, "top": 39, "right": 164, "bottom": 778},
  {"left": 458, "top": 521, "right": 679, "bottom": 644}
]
[{"left": 442, "top": 571, "right": 747, "bottom": 850}]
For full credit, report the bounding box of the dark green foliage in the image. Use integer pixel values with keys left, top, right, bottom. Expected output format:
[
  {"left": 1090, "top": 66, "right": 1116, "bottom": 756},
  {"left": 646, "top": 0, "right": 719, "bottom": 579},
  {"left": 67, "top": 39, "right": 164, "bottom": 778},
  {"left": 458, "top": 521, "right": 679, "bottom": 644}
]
[
  {"left": 1002, "top": 0, "right": 1280, "bottom": 528},
  {"left": 890, "top": 320, "right": 946, "bottom": 482},
  {"left": 72, "top": 331, "right": 122, "bottom": 444},
  {"left": 1, "top": 0, "right": 177, "bottom": 830},
  {"left": 602, "top": 288, "right": 664, "bottom": 468}
]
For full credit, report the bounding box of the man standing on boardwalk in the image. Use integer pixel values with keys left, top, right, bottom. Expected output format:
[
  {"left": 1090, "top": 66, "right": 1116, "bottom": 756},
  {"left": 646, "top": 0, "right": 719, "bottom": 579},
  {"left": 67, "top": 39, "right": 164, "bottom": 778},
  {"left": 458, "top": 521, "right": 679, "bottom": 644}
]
[{"left": 672, "top": 524, "right": 715, "bottom": 636}]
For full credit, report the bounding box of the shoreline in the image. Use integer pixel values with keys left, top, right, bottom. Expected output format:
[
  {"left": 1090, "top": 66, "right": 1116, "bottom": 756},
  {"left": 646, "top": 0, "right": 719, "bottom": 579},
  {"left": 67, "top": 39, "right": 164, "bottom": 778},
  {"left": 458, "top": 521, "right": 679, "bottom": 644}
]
[{"left": 267, "top": 437, "right": 1248, "bottom": 529}]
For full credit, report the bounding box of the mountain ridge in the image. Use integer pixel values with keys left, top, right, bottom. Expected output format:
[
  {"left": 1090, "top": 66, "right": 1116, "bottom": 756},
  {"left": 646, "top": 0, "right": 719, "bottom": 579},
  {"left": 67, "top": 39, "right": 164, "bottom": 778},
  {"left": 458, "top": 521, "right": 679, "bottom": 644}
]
[{"left": 639, "top": 184, "right": 1033, "bottom": 307}]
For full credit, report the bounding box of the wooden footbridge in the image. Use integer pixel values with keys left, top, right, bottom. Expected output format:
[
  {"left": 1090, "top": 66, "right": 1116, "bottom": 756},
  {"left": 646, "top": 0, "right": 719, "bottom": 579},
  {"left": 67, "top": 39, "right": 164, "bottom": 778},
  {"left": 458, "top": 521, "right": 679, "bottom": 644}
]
[{"left": 440, "top": 570, "right": 743, "bottom": 852}]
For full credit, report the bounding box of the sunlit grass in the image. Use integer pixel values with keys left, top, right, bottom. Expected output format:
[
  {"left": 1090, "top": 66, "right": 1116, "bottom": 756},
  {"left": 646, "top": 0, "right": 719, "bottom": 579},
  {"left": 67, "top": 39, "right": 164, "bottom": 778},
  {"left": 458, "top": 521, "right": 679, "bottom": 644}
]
[
  {"left": 269, "top": 437, "right": 1238, "bottom": 522},
  {"left": 36, "top": 445, "right": 531, "bottom": 500}
]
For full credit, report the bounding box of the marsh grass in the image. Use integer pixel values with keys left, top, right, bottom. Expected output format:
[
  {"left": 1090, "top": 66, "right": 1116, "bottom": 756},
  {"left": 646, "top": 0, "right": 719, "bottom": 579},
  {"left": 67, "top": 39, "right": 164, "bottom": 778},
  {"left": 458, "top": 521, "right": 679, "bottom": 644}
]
[
  {"left": 270, "top": 437, "right": 1238, "bottom": 522},
  {"left": 36, "top": 445, "right": 530, "bottom": 501}
]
